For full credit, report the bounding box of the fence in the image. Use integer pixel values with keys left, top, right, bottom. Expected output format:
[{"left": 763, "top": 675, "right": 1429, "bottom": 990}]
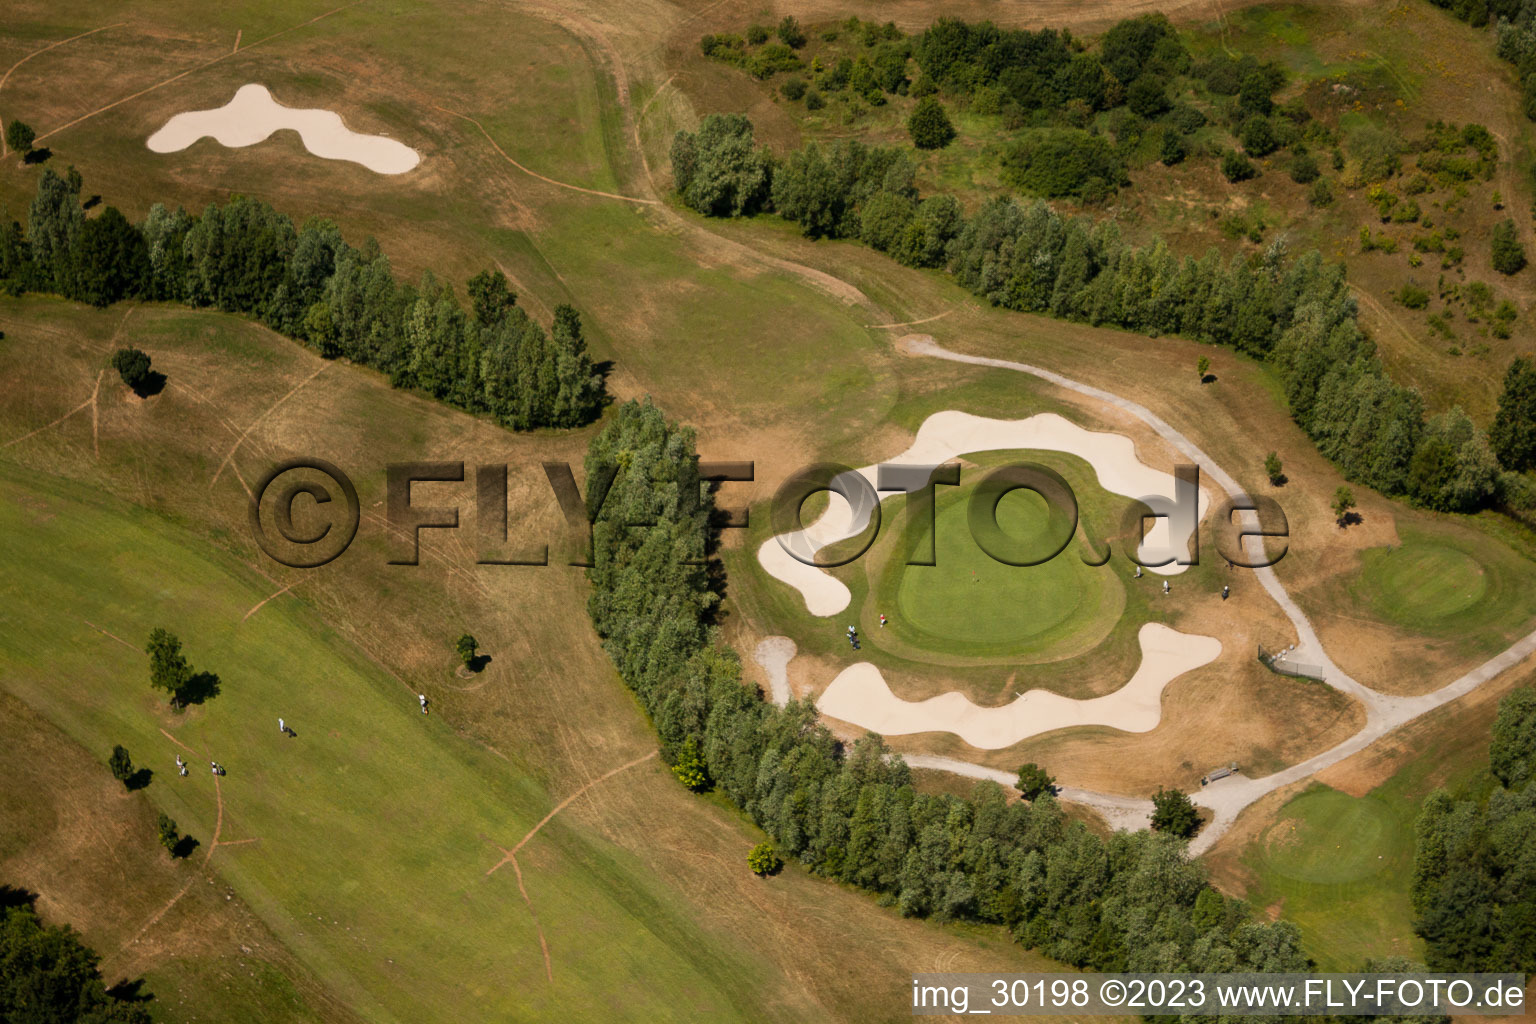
[{"left": 1257, "top": 642, "right": 1327, "bottom": 683}]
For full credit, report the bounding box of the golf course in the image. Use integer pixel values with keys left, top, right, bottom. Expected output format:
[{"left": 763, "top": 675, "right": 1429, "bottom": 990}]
[{"left": 3, "top": 0, "right": 1536, "bottom": 1018}]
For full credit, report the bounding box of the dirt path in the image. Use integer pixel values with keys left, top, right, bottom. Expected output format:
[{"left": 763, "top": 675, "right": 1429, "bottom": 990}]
[
  {"left": 0, "top": 23, "right": 122, "bottom": 156},
  {"left": 2, "top": 371, "right": 103, "bottom": 451},
  {"left": 210, "top": 362, "right": 328, "bottom": 487},
  {"left": 498, "top": 0, "right": 887, "bottom": 316},
  {"left": 900, "top": 334, "right": 1536, "bottom": 853},
  {"left": 434, "top": 104, "right": 657, "bottom": 205}
]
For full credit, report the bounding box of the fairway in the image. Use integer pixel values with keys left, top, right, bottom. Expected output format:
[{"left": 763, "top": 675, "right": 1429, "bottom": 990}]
[
  {"left": 1243, "top": 784, "right": 1420, "bottom": 970},
  {"left": 1260, "top": 788, "right": 1400, "bottom": 884},
  {"left": 0, "top": 463, "right": 777, "bottom": 1023},
  {"left": 885, "top": 484, "right": 1121, "bottom": 658}
]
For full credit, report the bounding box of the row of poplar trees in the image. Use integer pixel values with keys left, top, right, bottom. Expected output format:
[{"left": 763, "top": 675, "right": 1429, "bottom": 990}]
[
  {"left": 1, "top": 168, "right": 605, "bottom": 430},
  {"left": 670, "top": 114, "right": 1514, "bottom": 515}
]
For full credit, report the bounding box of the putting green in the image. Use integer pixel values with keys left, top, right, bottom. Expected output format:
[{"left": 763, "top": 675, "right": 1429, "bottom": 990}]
[
  {"left": 1354, "top": 540, "right": 1488, "bottom": 628},
  {"left": 880, "top": 481, "right": 1122, "bottom": 659},
  {"left": 1260, "top": 788, "right": 1400, "bottom": 885}
]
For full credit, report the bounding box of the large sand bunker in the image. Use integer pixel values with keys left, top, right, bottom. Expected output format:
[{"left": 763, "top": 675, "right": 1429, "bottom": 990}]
[
  {"left": 147, "top": 84, "right": 421, "bottom": 175},
  {"left": 817, "top": 622, "right": 1221, "bottom": 749},
  {"left": 758, "top": 410, "right": 1211, "bottom": 617}
]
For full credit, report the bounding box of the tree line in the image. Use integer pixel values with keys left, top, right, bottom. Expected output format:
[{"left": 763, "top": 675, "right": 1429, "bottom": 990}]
[
  {"left": 583, "top": 398, "right": 1321, "bottom": 981},
  {"left": 0, "top": 888, "right": 154, "bottom": 1022},
  {"left": 0, "top": 169, "right": 606, "bottom": 431},
  {"left": 670, "top": 114, "right": 1532, "bottom": 514},
  {"left": 1412, "top": 686, "right": 1536, "bottom": 971}
]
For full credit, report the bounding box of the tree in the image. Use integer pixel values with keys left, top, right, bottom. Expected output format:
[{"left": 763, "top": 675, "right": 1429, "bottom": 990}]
[
  {"left": 109, "top": 745, "right": 135, "bottom": 787},
  {"left": 1197, "top": 355, "right": 1210, "bottom": 381},
  {"left": 907, "top": 96, "right": 956, "bottom": 150},
  {"left": 1264, "top": 451, "right": 1284, "bottom": 485},
  {"left": 1238, "top": 115, "right": 1279, "bottom": 156},
  {"left": 1492, "top": 219, "right": 1526, "bottom": 275},
  {"left": 455, "top": 632, "right": 478, "bottom": 667},
  {"left": 66, "top": 206, "right": 149, "bottom": 307},
  {"left": 671, "top": 735, "right": 709, "bottom": 791},
  {"left": 1126, "top": 75, "right": 1170, "bottom": 118},
  {"left": 669, "top": 114, "right": 771, "bottom": 216},
  {"left": 1015, "top": 762, "right": 1055, "bottom": 800},
  {"left": 467, "top": 268, "right": 516, "bottom": 327},
  {"left": 0, "top": 901, "right": 155, "bottom": 1023},
  {"left": 1150, "top": 787, "right": 1200, "bottom": 838},
  {"left": 1331, "top": 485, "right": 1356, "bottom": 526},
  {"left": 1490, "top": 687, "right": 1536, "bottom": 790},
  {"left": 111, "top": 346, "right": 153, "bottom": 393},
  {"left": 776, "top": 16, "right": 806, "bottom": 49},
  {"left": 5, "top": 120, "right": 35, "bottom": 156},
  {"left": 156, "top": 813, "right": 179, "bottom": 853},
  {"left": 1491, "top": 356, "right": 1536, "bottom": 471},
  {"left": 748, "top": 841, "right": 783, "bottom": 875},
  {"left": 145, "top": 628, "right": 192, "bottom": 704}
]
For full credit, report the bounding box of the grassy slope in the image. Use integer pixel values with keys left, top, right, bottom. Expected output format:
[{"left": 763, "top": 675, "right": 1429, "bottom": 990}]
[
  {"left": 0, "top": 297, "right": 1064, "bottom": 1023},
  {"left": 0, "top": 463, "right": 781, "bottom": 1023},
  {"left": 0, "top": 0, "right": 1532, "bottom": 998}
]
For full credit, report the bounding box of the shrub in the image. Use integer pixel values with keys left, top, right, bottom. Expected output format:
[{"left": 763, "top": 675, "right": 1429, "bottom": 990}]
[
  {"left": 1288, "top": 152, "right": 1320, "bottom": 184},
  {"left": 777, "top": 15, "right": 806, "bottom": 49},
  {"left": 1397, "top": 283, "right": 1430, "bottom": 309},
  {"left": 1126, "top": 75, "right": 1170, "bottom": 118},
  {"left": 111, "top": 346, "right": 153, "bottom": 391},
  {"left": 109, "top": 745, "right": 135, "bottom": 786},
  {"left": 907, "top": 96, "right": 956, "bottom": 149},
  {"left": 747, "top": 841, "right": 783, "bottom": 876},
  {"left": 1151, "top": 787, "right": 1200, "bottom": 837},
  {"left": 1238, "top": 115, "right": 1279, "bottom": 157},
  {"left": 1221, "top": 151, "right": 1257, "bottom": 182},
  {"left": 1492, "top": 219, "right": 1527, "bottom": 275},
  {"left": 1160, "top": 132, "right": 1187, "bottom": 166},
  {"left": 781, "top": 76, "right": 806, "bottom": 101},
  {"left": 1170, "top": 104, "right": 1206, "bottom": 135},
  {"left": 1307, "top": 178, "right": 1334, "bottom": 206},
  {"left": 1002, "top": 130, "right": 1125, "bottom": 198},
  {"left": 746, "top": 23, "right": 768, "bottom": 45},
  {"left": 805, "top": 89, "right": 825, "bottom": 111}
]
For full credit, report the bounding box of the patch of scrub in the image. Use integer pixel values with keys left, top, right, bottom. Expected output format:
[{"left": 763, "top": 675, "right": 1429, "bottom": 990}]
[
  {"left": 758, "top": 410, "right": 1211, "bottom": 617},
  {"left": 816, "top": 623, "right": 1220, "bottom": 749},
  {"left": 147, "top": 84, "right": 420, "bottom": 175}
]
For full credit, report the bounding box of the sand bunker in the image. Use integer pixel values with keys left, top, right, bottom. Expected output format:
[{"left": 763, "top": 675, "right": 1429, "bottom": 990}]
[
  {"left": 147, "top": 84, "right": 420, "bottom": 175},
  {"left": 753, "top": 636, "right": 797, "bottom": 707},
  {"left": 816, "top": 623, "right": 1220, "bottom": 749},
  {"left": 758, "top": 410, "right": 1211, "bottom": 617}
]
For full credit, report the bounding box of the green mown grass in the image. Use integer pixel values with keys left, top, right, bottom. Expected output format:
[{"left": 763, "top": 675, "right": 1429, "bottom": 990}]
[
  {"left": 1347, "top": 522, "right": 1536, "bottom": 644},
  {"left": 883, "top": 474, "right": 1122, "bottom": 659},
  {"left": 1242, "top": 784, "right": 1419, "bottom": 970},
  {"left": 0, "top": 462, "right": 779, "bottom": 1023}
]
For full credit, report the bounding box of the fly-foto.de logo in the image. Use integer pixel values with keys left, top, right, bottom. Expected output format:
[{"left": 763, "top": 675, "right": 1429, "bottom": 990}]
[{"left": 248, "top": 458, "right": 1289, "bottom": 570}]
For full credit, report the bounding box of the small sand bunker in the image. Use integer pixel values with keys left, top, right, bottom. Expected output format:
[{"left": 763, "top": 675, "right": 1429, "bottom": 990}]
[
  {"left": 816, "top": 622, "right": 1221, "bottom": 749},
  {"left": 758, "top": 410, "right": 1211, "bottom": 617},
  {"left": 147, "top": 84, "right": 420, "bottom": 175},
  {"left": 753, "top": 636, "right": 797, "bottom": 707}
]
